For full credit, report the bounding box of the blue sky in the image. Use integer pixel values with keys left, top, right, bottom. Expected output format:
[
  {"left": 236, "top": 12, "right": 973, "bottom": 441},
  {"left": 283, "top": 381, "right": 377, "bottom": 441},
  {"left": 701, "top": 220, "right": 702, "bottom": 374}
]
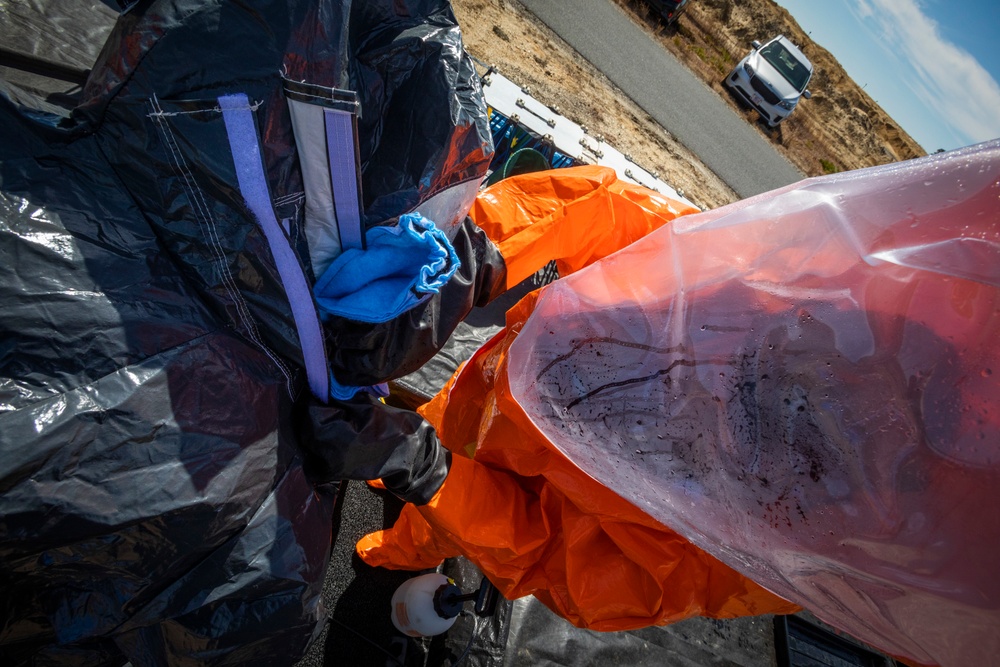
[{"left": 771, "top": 0, "right": 1000, "bottom": 152}]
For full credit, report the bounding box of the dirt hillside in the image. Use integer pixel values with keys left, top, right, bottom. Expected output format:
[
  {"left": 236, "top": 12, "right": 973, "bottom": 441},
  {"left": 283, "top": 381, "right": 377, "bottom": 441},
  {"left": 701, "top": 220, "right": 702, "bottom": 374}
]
[{"left": 451, "top": 0, "right": 926, "bottom": 209}]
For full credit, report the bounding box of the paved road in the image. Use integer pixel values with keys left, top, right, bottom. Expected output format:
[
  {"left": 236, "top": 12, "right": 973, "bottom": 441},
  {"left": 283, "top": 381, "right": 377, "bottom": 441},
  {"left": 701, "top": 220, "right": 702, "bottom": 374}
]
[{"left": 518, "top": 0, "right": 804, "bottom": 199}]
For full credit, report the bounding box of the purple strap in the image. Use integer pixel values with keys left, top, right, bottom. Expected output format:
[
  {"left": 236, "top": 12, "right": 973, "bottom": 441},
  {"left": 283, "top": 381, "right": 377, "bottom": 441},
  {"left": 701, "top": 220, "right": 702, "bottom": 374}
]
[
  {"left": 219, "top": 93, "right": 329, "bottom": 402},
  {"left": 324, "top": 108, "right": 365, "bottom": 251}
]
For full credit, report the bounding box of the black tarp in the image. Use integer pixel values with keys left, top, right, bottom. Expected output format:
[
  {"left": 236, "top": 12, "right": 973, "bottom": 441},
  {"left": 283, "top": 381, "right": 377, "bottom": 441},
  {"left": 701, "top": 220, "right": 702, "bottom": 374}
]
[{"left": 0, "top": 1, "right": 501, "bottom": 664}]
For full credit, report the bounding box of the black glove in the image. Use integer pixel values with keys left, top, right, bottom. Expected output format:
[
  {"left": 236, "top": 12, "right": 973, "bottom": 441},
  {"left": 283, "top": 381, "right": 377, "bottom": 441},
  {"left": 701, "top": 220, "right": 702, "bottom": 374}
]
[{"left": 297, "top": 393, "right": 451, "bottom": 505}]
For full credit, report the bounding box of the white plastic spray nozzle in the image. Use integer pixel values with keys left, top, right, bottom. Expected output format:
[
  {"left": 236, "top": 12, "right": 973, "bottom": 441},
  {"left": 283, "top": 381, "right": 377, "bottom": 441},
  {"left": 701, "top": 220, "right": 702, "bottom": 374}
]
[{"left": 390, "top": 573, "right": 466, "bottom": 637}]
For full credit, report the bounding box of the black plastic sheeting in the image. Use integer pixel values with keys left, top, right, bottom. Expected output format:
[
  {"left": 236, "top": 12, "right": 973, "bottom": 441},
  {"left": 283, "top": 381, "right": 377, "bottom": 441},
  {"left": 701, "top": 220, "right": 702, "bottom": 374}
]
[
  {"left": 503, "top": 600, "right": 898, "bottom": 667},
  {"left": 0, "top": 1, "right": 498, "bottom": 665},
  {"left": 504, "top": 598, "right": 782, "bottom": 667},
  {"left": 0, "top": 1, "right": 117, "bottom": 108}
]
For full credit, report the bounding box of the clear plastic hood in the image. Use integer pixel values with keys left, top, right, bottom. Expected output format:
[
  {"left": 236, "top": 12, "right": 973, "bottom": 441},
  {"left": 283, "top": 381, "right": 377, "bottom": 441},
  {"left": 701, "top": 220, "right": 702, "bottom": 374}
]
[{"left": 509, "top": 140, "right": 1000, "bottom": 667}]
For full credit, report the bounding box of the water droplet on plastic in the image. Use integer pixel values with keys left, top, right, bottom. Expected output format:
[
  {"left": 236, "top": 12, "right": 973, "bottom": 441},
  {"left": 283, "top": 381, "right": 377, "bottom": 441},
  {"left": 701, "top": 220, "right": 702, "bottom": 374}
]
[{"left": 700, "top": 324, "right": 707, "bottom": 331}]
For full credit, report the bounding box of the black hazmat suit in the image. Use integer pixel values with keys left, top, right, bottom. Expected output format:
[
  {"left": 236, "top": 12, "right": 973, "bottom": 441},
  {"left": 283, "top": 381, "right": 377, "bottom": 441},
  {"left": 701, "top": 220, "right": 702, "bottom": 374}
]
[{"left": 0, "top": 1, "right": 505, "bottom": 664}]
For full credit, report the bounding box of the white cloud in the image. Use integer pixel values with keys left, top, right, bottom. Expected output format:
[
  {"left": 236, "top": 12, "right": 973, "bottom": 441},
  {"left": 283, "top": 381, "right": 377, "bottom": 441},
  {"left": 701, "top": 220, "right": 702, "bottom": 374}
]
[
  {"left": 854, "top": 0, "right": 1000, "bottom": 147},
  {"left": 853, "top": 0, "right": 874, "bottom": 21}
]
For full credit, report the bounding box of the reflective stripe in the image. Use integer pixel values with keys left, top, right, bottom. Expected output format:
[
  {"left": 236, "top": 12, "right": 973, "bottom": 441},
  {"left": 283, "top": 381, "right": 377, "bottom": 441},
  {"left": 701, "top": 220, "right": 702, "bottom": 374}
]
[{"left": 218, "top": 93, "right": 329, "bottom": 401}]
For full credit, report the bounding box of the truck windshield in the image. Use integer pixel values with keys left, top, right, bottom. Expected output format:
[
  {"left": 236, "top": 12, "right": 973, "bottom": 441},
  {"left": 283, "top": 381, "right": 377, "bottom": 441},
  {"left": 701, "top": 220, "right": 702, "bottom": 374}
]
[{"left": 760, "top": 42, "right": 811, "bottom": 92}]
